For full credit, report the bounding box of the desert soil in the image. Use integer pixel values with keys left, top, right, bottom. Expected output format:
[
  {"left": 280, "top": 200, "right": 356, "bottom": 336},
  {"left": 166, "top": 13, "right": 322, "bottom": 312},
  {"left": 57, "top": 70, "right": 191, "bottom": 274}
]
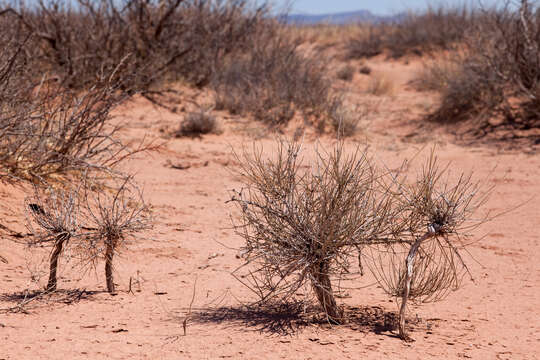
[{"left": 1, "top": 57, "right": 539, "bottom": 359}]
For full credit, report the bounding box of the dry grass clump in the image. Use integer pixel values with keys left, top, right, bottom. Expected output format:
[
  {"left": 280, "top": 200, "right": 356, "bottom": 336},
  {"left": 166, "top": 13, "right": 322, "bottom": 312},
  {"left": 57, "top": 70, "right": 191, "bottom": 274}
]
[
  {"left": 230, "top": 140, "right": 492, "bottom": 339},
  {"left": 175, "top": 111, "right": 218, "bottom": 138},
  {"left": 25, "top": 177, "right": 151, "bottom": 294},
  {"left": 329, "top": 104, "right": 365, "bottom": 137},
  {"left": 366, "top": 73, "right": 394, "bottom": 96}
]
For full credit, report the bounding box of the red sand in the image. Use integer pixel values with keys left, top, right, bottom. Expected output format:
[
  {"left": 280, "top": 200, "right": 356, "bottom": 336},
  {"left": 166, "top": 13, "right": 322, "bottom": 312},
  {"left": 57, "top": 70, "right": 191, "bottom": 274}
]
[{"left": 1, "top": 58, "right": 539, "bottom": 359}]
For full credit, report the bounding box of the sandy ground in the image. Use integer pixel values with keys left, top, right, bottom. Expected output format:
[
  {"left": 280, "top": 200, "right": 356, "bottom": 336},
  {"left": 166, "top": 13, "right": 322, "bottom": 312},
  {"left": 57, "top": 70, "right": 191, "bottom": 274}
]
[{"left": 1, "top": 57, "right": 539, "bottom": 359}]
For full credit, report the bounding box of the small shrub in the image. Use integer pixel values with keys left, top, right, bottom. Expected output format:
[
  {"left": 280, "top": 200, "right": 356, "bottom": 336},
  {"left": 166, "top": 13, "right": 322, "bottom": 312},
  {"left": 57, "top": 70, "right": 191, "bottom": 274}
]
[
  {"left": 175, "top": 111, "right": 218, "bottom": 138},
  {"left": 359, "top": 65, "right": 372, "bottom": 75},
  {"left": 82, "top": 177, "right": 151, "bottom": 293},
  {"left": 25, "top": 178, "right": 151, "bottom": 294},
  {"left": 366, "top": 151, "right": 492, "bottom": 340},
  {"left": 336, "top": 64, "right": 355, "bottom": 81},
  {"left": 25, "top": 186, "right": 80, "bottom": 291}
]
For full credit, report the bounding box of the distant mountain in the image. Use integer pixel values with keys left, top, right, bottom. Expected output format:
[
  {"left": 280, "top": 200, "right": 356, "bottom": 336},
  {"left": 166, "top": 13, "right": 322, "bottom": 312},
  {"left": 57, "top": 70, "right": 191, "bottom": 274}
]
[{"left": 282, "top": 10, "right": 402, "bottom": 25}]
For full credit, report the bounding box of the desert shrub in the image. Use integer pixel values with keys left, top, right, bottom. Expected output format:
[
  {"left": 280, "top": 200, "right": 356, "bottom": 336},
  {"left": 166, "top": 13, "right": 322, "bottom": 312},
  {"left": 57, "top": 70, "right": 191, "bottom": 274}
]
[
  {"left": 347, "top": 5, "right": 475, "bottom": 59},
  {"left": 25, "top": 177, "right": 151, "bottom": 293},
  {"left": 424, "top": 1, "right": 540, "bottom": 139},
  {"left": 212, "top": 26, "right": 337, "bottom": 126},
  {"left": 25, "top": 186, "right": 80, "bottom": 291},
  {"left": 365, "top": 151, "right": 492, "bottom": 340},
  {"left": 359, "top": 65, "right": 372, "bottom": 75},
  {"left": 229, "top": 140, "right": 397, "bottom": 323},
  {"left": 175, "top": 111, "right": 218, "bottom": 138},
  {"left": 1, "top": 0, "right": 268, "bottom": 94},
  {"left": 82, "top": 177, "right": 151, "bottom": 293},
  {"left": 346, "top": 25, "right": 386, "bottom": 59},
  {"left": 0, "top": 78, "right": 137, "bottom": 181},
  {"left": 419, "top": 55, "right": 502, "bottom": 124},
  {"left": 336, "top": 64, "right": 355, "bottom": 81},
  {"left": 230, "top": 141, "right": 492, "bottom": 339}
]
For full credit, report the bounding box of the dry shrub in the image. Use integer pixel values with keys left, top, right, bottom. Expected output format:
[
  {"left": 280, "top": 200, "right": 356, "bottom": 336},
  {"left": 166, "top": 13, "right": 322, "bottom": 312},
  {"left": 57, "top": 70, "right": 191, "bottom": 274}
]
[
  {"left": 25, "top": 177, "right": 151, "bottom": 293},
  {"left": 229, "top": 141, "right": 395, "bottom": 323},
  {"left": 364, "top": 151, "right": 492, "bottom": 340},
  {"left": 175, "top": 110, "right": 218, "bottom": 138},
  {"left": 359, "top": 65, "right": 372, "bottom": 75},
  {"left": 424, "top": 1, "right": 540, "bottom": 140},
  {"left": 25, "top": 185, "right": 80, "bottom": 291},
  {"left": 336, "top": 64, "right": 355, "bottom": 81},
  {"left": 2, "top": 0, "right": 267, "bottom": 95},
  {"left": 347, "top": 5, "right": 475, "bottom": 59},
  {"left": 230, "top": 141, "right": 493, "bottom": 339},
  {"left": 0, "top": 21, "right": 155, "bottom": 182},
  {"left": 212, "top": 26, "right": 337, "bottom": 126},
  {"left": 346, "top": 25, "right": 386, "bottom": 59},
  {"left": 82, "top": 177, "right": 151, "bottom": 293},
  {"left": 0, "top": 82, "right": 134, "bottom": 181},
  {"left": 418, "top": 55, "right": 500, "bottom": 124}
]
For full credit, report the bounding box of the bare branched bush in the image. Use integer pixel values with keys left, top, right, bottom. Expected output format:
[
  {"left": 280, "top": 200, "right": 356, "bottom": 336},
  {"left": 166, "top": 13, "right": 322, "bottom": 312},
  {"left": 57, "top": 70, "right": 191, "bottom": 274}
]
[
  {"left": 1, "top": 0, "right": 269, "bottom": 96},
  {"left": 229, "top": 140, "right": 396, "bottom": 323},
  {"left": 24, "top": 177, "right": 151, "bottom": 294},
  {"left": 82, "top": 177, "right": 152, "bottom": 293},
  {"left": 25, "top": 186, "right": 80, "bottom": 291},
  {"left": 365, "top": 151, "right": 492, "bottom": 340}
]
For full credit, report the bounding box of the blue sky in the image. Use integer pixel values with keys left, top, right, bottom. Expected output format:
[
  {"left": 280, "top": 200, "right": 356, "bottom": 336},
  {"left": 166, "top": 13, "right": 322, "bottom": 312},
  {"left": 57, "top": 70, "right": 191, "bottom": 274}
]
[{"left": 272, "top": 0, "right": 502, "bottom": 15}]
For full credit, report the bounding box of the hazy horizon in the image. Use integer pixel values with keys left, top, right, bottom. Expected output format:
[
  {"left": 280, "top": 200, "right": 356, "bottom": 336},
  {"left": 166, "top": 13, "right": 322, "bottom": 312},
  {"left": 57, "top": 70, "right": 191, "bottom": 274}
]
[{"left": 273, "top": 0, "right": 502, "bottom": 16}]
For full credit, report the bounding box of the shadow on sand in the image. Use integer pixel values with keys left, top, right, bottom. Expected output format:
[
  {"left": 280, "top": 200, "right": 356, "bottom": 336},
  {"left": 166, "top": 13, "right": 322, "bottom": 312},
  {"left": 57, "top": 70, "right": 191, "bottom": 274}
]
[{"left": 191, "top": 302, "right": 401, "bottom": 336}]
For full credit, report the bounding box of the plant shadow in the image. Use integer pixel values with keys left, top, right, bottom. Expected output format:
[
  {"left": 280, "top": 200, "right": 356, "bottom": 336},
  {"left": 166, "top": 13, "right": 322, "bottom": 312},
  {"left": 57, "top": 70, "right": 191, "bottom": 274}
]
[
  {"left": 191, "top": 302, "right": 402, "bottom": 337},
  {"left": 0, "top": 288, "right": 100, "bottom": 313}
]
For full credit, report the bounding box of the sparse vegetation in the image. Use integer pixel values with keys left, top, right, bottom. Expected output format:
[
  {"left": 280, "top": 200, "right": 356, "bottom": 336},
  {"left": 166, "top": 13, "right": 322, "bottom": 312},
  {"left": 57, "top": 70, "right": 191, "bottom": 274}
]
[
  {"left": 0, "top": 0, "right": 523, "bottom": 350},
  {"left": 347, "top": 6, "right": 475, "bottom": 59}
]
